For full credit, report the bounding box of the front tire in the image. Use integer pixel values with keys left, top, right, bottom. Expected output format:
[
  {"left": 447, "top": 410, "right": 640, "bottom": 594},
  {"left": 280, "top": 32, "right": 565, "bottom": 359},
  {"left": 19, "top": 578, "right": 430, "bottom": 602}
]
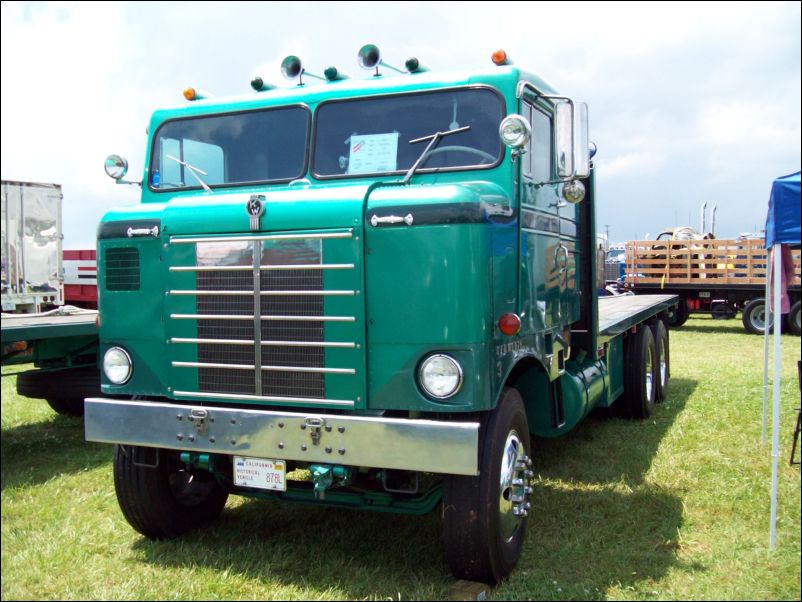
[
  {"left": 114, "top": 445, "right": 228, "bottom": 539},
  {"left": 442, "top": 388, "right": 532, "bottom": 585}
]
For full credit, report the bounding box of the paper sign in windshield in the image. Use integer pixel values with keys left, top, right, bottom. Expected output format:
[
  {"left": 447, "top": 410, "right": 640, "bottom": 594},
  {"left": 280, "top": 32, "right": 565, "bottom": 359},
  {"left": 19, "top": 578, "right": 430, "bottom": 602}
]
[{"left": 348, "top": 133, "right": 399, "bottom": 174}]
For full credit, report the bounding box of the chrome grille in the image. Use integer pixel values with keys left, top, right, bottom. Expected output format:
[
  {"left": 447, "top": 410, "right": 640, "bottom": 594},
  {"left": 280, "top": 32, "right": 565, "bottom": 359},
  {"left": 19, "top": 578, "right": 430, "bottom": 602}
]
[{"left": 168, "top": 231, "right": 358, "bottom": 408}]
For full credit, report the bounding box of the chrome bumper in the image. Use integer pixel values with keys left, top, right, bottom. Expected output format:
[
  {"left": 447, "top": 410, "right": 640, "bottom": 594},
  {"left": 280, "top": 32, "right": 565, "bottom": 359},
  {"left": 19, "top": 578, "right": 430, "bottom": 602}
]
[{"left": 85, "top": 398, "right": 479, "bottom": 476}]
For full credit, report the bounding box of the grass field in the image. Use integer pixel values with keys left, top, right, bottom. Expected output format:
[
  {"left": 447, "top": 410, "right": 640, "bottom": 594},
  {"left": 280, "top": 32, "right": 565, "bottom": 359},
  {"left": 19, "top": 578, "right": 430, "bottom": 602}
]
[{"left": 2, "top": 316, "right": 800, "bottom": 600}]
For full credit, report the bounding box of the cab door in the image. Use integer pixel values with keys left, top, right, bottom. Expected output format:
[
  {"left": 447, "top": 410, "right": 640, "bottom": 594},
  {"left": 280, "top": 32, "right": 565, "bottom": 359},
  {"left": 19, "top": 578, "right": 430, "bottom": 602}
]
[{"left": 518, "top": 98, "right": 580, "bottom": 351}]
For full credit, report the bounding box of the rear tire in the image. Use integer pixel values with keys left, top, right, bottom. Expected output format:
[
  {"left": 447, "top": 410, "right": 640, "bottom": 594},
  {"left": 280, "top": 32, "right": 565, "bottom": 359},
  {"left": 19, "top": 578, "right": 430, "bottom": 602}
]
[
  {"left": 667, "top": 298, "right": 689, "bottom": 328},
  {"left": 16, "top": 367, "right": 99, "bottom": 416},
  {"left": 788, "top": 300, "right": 801, "bottom": 336},
  {"left": 442, "top": 388, "right": 532, "bottom": 585},
  {"left": 742, "top": 298, "right": 773, "bottom": 335},
  {"left": 652, "top": 320, "right": 670, "bottom": 402},
  {"left": 114, "top": 445, "right": 228, "bottom": 539},
  {"left": 620, "top": 326, "right": 657, "bottom": 419}
]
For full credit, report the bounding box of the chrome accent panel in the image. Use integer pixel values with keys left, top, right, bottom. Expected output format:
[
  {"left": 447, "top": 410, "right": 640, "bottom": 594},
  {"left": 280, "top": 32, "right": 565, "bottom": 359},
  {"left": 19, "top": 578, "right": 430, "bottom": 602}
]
[
  {"left": 167, "top": 228, "right": 361, "bottom": 403},
  {"left": 85, "top": 398, "right": 479, "bottom": 475}
]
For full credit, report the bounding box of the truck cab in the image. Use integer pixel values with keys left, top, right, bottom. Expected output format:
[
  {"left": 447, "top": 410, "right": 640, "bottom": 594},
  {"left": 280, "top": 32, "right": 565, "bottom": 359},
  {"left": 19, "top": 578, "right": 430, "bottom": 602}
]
[{"left": 86, "top": 47, "right": 674, "bottom": 585}]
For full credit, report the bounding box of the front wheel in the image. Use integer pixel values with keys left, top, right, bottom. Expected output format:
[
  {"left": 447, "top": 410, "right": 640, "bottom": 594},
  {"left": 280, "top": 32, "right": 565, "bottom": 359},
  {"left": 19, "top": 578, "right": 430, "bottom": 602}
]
[
  {"left": 114, "top": 445, "right": 228, "bottom": 539},
  {"left": 442, "top": 388, "right": 533, "bottom": 585}
]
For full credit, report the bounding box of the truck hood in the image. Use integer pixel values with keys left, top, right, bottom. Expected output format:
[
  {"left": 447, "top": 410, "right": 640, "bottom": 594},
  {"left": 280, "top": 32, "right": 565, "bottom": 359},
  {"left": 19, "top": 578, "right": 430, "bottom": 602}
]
[
  {"left": 99, "top": 181, "right": 511, "bottom": 237},
  {"left": 160, "top": 185, "right": 371, "bottom": 236}
]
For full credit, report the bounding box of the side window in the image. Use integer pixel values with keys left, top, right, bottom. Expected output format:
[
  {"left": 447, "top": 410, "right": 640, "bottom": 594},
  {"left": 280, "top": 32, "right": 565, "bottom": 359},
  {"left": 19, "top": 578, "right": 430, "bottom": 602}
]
[
  {"left": 523, "top": 101, "right": 552, "bottom": 183},
  {"left": 531, "top": 108, "right": 552, "bottom": 182}
]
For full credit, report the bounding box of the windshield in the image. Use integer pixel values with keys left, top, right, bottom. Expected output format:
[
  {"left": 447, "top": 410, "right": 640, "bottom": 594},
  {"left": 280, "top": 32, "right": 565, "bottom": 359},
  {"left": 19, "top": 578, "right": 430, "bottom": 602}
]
[
  {"left": 313, "top": 88, "right": 504, "bottom": 178},
  {"left": 149, "top": 106, "right": 309, "bottom": 191}
]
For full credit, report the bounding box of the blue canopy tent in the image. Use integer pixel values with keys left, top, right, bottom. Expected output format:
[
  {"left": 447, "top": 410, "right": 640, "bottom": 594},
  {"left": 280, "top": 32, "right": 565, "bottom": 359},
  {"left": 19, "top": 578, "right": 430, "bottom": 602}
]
[{"left": 763, "top": 171, "right": 800, "bottom": 549}]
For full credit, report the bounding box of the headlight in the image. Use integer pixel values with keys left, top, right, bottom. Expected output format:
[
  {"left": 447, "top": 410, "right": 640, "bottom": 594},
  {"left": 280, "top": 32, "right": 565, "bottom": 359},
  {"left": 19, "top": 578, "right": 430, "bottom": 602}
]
[
  {"left": 499, "top": 114, "right": 532, "bottom": 149},
  {"left": 419, "top": 354, "right": 463, "bottom": 399},
  {"left": 104, "top": 347, "right": 132, "bottom": 385},
  {"left": 104, "top": 154, "right": 128, "bottom": 180}
]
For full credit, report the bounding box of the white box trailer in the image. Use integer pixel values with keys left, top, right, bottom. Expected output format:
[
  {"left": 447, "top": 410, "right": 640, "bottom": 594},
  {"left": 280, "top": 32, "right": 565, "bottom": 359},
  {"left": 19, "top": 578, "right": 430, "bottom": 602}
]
[{"left": 1, "top": 180, "right": 63, "bottom": 312}]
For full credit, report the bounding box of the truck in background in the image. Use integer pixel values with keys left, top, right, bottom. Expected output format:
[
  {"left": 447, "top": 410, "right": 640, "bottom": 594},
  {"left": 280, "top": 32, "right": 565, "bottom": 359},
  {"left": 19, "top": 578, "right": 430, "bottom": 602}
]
[
  {"left": 1, "top": 180, "right": 99, "bottom": 416},
  {"left": 623, "top": 236, "right": 801, "bottom": 334},
  {"left": 85, "top": 47, "right": 677, "bottom": 584}
]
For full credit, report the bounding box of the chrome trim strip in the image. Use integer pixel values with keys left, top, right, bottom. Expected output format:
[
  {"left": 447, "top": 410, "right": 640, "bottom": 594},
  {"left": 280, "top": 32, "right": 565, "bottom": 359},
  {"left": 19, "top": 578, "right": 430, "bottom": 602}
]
[
  {"left": 170, "top": 314, "right": 356, "bottom": 322},
  {"left": 172, "top": 361, "right": 355, "bottom": 375},
  {"left": 171, "top": 232, "right": 353, "bottom": 244},
  {"left": 85, "top": 398, "right": 479, "bottom": 475},
  {"left": 171, "top": 338, "right": 355, "bottom": 348},
  {"left": 169, "top": 290, "right": 355, "bottom": 296},
  {"left": 170, "top": 264, "right": 355, "bottom": 272}
]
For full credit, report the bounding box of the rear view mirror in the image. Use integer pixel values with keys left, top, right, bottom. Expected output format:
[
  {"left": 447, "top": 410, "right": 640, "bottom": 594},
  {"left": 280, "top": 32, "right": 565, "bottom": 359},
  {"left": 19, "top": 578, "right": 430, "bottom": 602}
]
[{"left": 554, "top": 101, "right": 590, "bottom": 179}]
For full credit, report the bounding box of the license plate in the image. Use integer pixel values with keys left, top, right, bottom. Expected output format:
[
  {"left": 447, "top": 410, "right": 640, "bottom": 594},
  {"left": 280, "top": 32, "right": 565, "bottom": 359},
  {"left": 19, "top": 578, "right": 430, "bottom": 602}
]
[
  {"left": 699, "top": 291, "right": 711, "bottom": 298},
  {"left": 233, "top": 456, "right": 286, "bottom": 491}
]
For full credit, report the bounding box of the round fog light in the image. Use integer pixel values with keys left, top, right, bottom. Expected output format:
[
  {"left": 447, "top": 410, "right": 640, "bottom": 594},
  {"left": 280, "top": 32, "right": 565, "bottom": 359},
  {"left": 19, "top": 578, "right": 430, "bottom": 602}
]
[
  {"left": 104, "top": 347, "right": 132, "bottom": 384},
  {"left": 419, "top": 354, "right": 463, "bottom": 399}
]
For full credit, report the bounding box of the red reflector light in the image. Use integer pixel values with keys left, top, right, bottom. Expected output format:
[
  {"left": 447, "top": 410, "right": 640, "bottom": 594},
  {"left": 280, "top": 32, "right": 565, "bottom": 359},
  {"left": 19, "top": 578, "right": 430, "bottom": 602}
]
[{"left": 498, "top": 313, "right": 521, "bottom": 336}]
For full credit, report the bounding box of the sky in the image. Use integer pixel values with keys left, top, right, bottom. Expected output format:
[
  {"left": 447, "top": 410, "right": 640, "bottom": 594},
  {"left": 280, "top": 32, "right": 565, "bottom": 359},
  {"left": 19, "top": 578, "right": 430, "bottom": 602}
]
[{"left": 1, "top": 1, "right": 800, "bottom": 248}]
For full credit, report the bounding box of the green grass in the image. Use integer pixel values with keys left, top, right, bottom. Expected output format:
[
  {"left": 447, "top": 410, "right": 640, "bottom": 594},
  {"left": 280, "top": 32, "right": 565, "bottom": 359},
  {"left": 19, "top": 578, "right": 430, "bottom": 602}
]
[{"left": 2, "top": 316, "right": 800, "bottom": 600}]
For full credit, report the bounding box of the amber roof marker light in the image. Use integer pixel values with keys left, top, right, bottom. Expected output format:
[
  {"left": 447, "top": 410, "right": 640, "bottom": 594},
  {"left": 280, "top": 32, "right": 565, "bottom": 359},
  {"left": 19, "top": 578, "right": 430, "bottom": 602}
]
[{"left": 491, "top": 49, "right": 512, "bottom": 66}]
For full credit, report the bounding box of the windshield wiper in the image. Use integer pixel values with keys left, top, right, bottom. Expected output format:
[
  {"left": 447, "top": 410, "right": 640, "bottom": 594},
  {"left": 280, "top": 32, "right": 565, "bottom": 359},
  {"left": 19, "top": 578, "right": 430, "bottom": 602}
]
[
  {"left": 166, "top": 154, "right": 212, "bottom": 193},
  {"left": 403, "top": 125, "right": 470, "bottom": 185}
]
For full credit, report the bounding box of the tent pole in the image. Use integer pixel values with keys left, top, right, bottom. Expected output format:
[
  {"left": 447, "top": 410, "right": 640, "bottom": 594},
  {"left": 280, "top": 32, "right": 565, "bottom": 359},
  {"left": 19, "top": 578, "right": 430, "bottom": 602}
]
[
  {"left": 762, "top": 247, "right": 771, "bottom": 445},
  {"left": 769, "top": 244, "right": 782, "bottom": 549}
]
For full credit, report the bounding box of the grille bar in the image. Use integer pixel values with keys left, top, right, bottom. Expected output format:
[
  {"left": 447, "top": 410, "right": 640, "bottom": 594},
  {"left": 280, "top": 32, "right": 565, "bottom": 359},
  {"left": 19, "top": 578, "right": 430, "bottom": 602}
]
[
  {"left": 172, "top": 391, "right": 355, "bottom": 408},
  {"left": 171, "top": 314, "right": 356, "bottom": 322},
  {"left": 171, "top": 338, "right": 355, "bottom": 348},
  {"left": 171, "top": 264, "right": 354, "bottom": 272},
  {"left": 173, "top": 361, "right": 355, "bottom": 375},
  {"left": 170, "top": 289, "right": 355, "bottom": 296}
]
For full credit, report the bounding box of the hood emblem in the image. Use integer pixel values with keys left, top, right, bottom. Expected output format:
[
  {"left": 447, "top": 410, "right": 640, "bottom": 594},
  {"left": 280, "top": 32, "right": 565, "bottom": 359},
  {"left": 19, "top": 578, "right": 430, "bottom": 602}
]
[{"left": 246, "top": 195, "right": 266, "bottom": 231}]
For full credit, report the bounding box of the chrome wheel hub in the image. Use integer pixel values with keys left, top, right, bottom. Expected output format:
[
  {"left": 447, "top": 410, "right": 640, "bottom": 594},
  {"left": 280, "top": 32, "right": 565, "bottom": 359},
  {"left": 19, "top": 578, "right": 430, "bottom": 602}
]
[
  {"left": 645, "top": 345, "right": 654, "bottom": 400},
  {"left": 498, "top": 430, "right": 533, "bottom": 542}
]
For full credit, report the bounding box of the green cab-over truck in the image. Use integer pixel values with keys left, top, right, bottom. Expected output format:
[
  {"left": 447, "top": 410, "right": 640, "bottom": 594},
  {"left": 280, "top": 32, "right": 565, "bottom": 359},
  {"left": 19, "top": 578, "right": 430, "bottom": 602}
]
[{"left": 86, "top": 47, "right": 677, "bottom": 584}]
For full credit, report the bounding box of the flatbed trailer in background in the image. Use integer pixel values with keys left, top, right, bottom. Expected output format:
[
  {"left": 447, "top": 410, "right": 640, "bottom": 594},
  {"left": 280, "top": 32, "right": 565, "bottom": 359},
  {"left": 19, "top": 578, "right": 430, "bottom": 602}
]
[
  {"left": 624, "top": 238, "right": 801, "bottom": 334},
  {"left": 1, "top": 308, "right": 99, "bottom": 416}
]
